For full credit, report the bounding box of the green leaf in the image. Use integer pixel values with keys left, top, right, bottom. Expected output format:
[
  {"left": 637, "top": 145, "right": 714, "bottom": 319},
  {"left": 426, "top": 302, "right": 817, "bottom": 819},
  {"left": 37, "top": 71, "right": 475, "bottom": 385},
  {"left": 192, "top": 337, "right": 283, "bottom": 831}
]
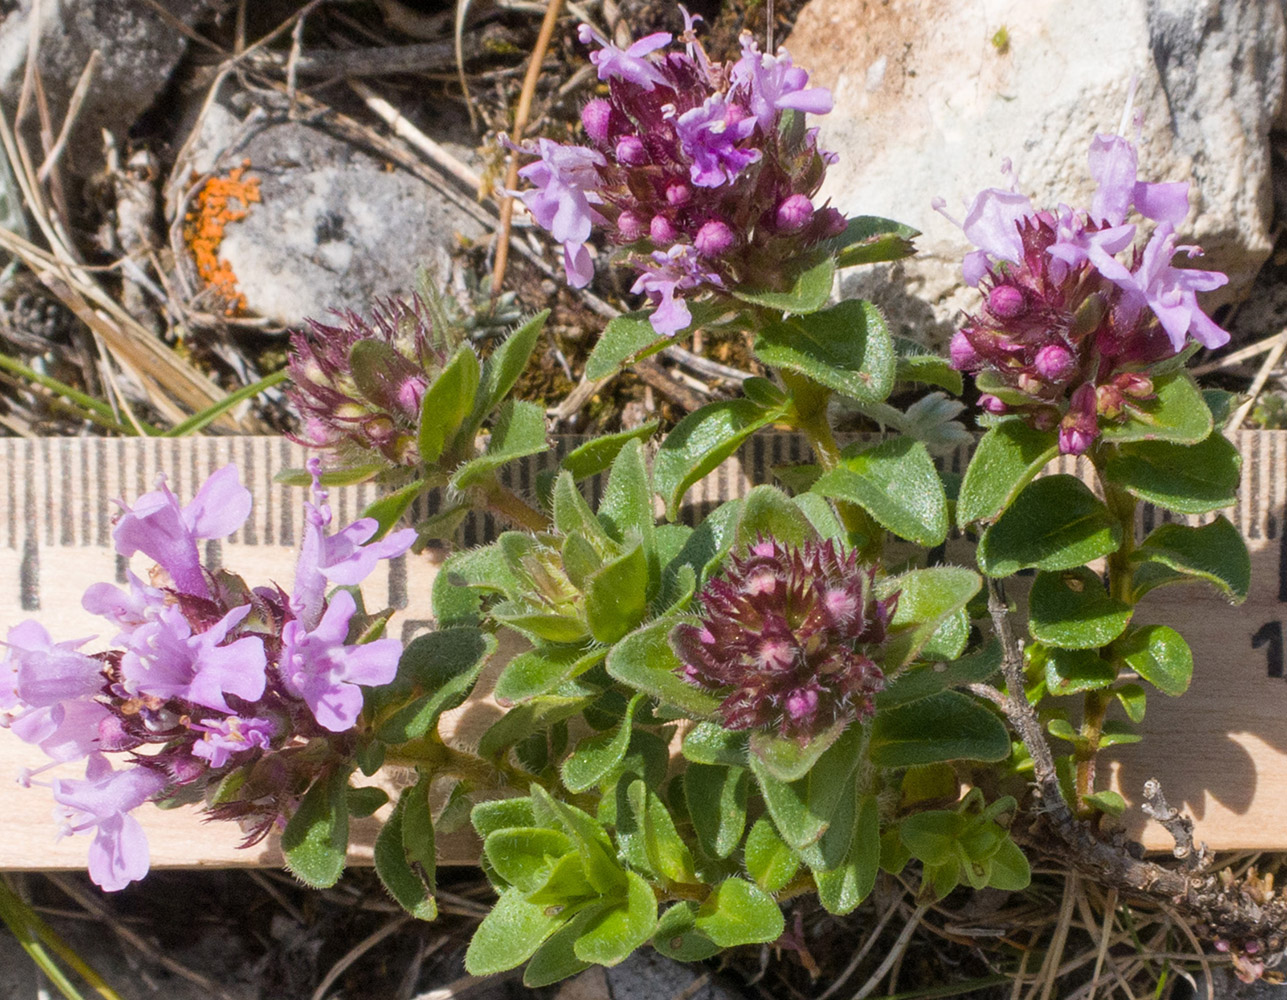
[
  {"left": 814, "top": 795, "right": 880, "bottom": 915},
  {"left": 624, "top": 780, "right": 697, "bottom": 883},
  {"left": 494, "top": 645, "right": 606, "bottom": 705},
  {"left": 374, "top": 790, "right": 437, "bottom": 920},
  {"left": 869, "top": 691, "right": 1010, "bottom": 767},
  {"left": 585, "top": 542, "right": 650, "bottom": 644},
  {"left": 376, "top": 629, "right": 497, "bottom": 743},
  {"left": 733, "top": 254, "right": 835, "bottom": 315},
  {"left": 685, "top": 764, "right": 749, "bottom": 859},
  {"left": 1117, "top": 624, "right": 1193, "bottom": 696},
  {"left": 522, "top": 911, "right": 594, "bottom": 988},
  {"left": 694, "top": 878, "right": 785, "bottom": 947},
  {"left": 829, "top": 215, "right": 919, "bottom": 268},
  {"left": 597, "top": 439, "right": 656, "bottom": 559},
  {"left": 465, "top": 888, "right": 564, "bottom": 975},
  {"left": 654, "top": 399, "right": 783, "bottom": 521},
  {"left": 1116, "top": 682, "right": 1147, "bottom": 723},
  {"left": 431, "top": 540, "right": 520, "bottom": 625},
  {"left": 733, "top": 485, "right": 816, "bottom": 550},
  {"left": 560, "top": 420, "right": 660, "bottom": 480},
  {"left": 419, "top": 346, "right": 480, "bottom": 464},
  {"left": 584, "top": 311, "right": 670, "bottom": 381},
  {"left": 896, "top": 353, "right": 964, "bottom": 396},
  {"left": 472, "top": 310, "right": 549, "bottom": 427},
  {"left": 681, "top": 723, "right": 749, "bottom": 767},
  {"left": 1099, "top": 372, "right": 1213, "bottom": 445},
  {"left": 986, "top": 839, "right": 1031, "bottom": 891},
  {"left": 1030, "top": 643, "right": 1118, "bottom": 695},
  {"left": 560, "top": 694, "right": 642, "bottom": 793},
  {"left": 881, "top": 566, "right": 982, "bottom": 668},
  {"left": 471, "top": 797, "right": 536, "bottom": 839},
  {"left": 749, "top": 718, "right": 847, "bottom": 783},
  {"left": 899, "top": 810, "right": 964, "bottom": 865},
  {"left": 348, "top": 786, "right": 389, "bottom": 818},
  {"left": 877, "top": 640, "right": 1001, "bottom": 709},
  {"left": 530, "top": 786, "right": 624, "bottom": 894},
  {"left": 1131, "top": 515, "right": 1250, "bottom": 604},
  {"left": 812, "top": 436, "right": 947, "bottom": 545},
  {"left": 977, "top": 475, "right": 1122, "bottom": 578},
  {"left": 360, "top": 479, "right": 425, "bottom": 540},
  {"left": 281, "top": 767, "right": 351, "bottom": 889},
  {"left": 451, "top": 399, "right": 549, "bottom": 490},
  {"left": 477, "top": 682, "right": 597, "bottom": 760},
  {"left": 573, "top": 871, "right": 658, "bottom": 966},
  {"left": 652, "top": 904, "right": 722, "bottom": 962},
  {"left": 792, "top": 491, "right": 848, "bottom": 543},
  {"left": 606, "top": 620, "right": 722, "bottom": 717},
  {"left": 1084, "top": 790, "right": 1127, "bottom": 817},
  {"left": 754, "top": 300, "right": 895, "bottom": 405},
  {"left": 750, "top": 724, "right": 862, "bottom": 860},
  {"left": 744, "top": 817, "right": 800, "bottom": 893},
  {"left": 1029, "top": 568, "right": 1133, "bottom": 650},
  {"left": 484, "top": 828, "right": 575, "bottom": 892},
  {"left": 1103, "top": 433, "right": 1240, "bottom": 514},
  {"left": 956, "top": 421, "right": 1059, "bottom": 527}
]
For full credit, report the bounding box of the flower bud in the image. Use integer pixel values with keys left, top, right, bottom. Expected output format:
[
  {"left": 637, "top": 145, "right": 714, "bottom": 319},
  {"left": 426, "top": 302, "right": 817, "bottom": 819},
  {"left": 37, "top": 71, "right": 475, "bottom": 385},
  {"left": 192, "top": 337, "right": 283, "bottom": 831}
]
[
  {"left": 581, "top": 98, "right": 613, "bottom": 144},
  {"left": 775, "top": 194, "right": 814, "bottom": 232},
  {"left": 1114, "top": 372, "right": 1153, "bottom": 399},
  {"left": 665, "top": 181, "right": 691, "bottom": 206},
  {"left": 979, "top": 394, "right": 1007, "bottom": 414},
  {"left": 1096, "top": 384, "right": 1125, "bottom": 419},
  {"left": 817, "top": 207, "right": 847, "bottom": 237},
  {"left": 949, "top": 331, "right": 981, "bottom": 370},
  {"left": 616, "top": 135, "right": 648, "bottom": 166},
  {"left": 988, "top": 284, "right": 1026, "bottom": 318},
  {"left": 695, "top": 219, "right": 735, "bottom": 256},
  {"left": 650, "top": 215, "right": 677, "bottom": 242},
  {"left": 617, "top": 210, "right": 645, "bottom": 241},
  {"left": 1033, "top": 342, "right": 1076, "bottom": 381}
]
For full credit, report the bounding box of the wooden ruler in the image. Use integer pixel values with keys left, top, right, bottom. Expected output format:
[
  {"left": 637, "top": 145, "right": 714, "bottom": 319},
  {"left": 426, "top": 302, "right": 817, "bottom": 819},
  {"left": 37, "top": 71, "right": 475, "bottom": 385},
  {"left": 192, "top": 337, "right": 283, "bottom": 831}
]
[{"left": 2, "top": 432, "right": 1286, "bottom": 873}]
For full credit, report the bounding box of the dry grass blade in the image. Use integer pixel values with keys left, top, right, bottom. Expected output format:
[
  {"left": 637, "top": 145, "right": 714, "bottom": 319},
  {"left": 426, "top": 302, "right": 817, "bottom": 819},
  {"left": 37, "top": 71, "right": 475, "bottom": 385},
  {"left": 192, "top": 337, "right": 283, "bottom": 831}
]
[
  {"left": 1226, "top": 324, "right": 1287, "bottom": 430},
  {"left": 310, "top": 914, "right": 412, "bottom": 1000},
  {"left": 44, "top": 874, "right": 236, "bottom": 1000},
  {"left": 350, "top": 80, "right": 484, "bottom": 193},
  {"left": 815, "top": 894, "right": 905, "bottom": 1000},
  {"left": 1028, "top": 874, "right": 1078, "bottom": 1000},
  {"left": 491, "top": 0, "right": 567, "bottom": 297},
  {"left": 852, "top": 903, "right": 929, "bottom": 999},
  {"left": 36, "top": 49, "right": 100, "bottom": 184}
]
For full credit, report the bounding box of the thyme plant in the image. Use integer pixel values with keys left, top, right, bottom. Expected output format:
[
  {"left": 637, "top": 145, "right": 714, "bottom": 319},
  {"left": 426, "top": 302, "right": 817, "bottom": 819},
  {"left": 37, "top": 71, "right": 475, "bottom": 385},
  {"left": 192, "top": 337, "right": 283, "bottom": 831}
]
[{"left": 3, "top": 9, "right": 1272, "bottom": 988}]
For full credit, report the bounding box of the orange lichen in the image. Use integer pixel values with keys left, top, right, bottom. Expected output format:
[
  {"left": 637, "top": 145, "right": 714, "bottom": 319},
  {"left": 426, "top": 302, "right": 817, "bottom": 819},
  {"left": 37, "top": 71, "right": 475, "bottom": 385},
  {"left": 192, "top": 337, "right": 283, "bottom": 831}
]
[{"left": 183, "top": 161, "right": 261, "bottom": 315}]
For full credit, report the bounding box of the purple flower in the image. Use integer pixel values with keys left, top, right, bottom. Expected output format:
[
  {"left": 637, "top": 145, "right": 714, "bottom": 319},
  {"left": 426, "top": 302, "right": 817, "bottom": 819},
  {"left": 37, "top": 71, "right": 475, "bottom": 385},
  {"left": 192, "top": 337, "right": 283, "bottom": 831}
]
[
  {"left": 512, "top": 138, "right": 606, "bottom": 288},
  {"left": 674, "top": 96, "right": 759, "bottom": 187},
  {"left": 2, "top": 621, "right": 102, "bottom": 711},
  {"left": 943, "top": 115, "right": 1230, "bottom": 453},
  {"left": 513, "top": 19, "right": 840, "bottom": 336},
  {"left": 52, "top": 755, "right": 167, "bottom": 891},
  {"left": 291, "top": 459, "right": 416, "bottom": 629},
  {"left": 1110, "top": 223, "right": 1230, "bottom": 352},
  {"left": 671, "top": 538, "right": 895, "bottom": 740},
  {"left": 280, "top": 590, "right": 402, "bottom": 732},
  {"left": 119, "top": 604, "right": 266, "bottom": 713},
  {"left": 630, "top": 246, "right": 722, "bottom": 336},
  {"left": 730, "top": 34, "right": 833, "bottom": 132},
  {"left": 112, "top": 465, "right": 251, "bottom": 599},
  {"left": 81, "top": 572, "right": 167, "bottom": 645},
  {"left": 190, "top": 716, "right": 277, "bottom": 769},
  {"left": 577, "top": 23, "right": 672, "bottom": 90}
]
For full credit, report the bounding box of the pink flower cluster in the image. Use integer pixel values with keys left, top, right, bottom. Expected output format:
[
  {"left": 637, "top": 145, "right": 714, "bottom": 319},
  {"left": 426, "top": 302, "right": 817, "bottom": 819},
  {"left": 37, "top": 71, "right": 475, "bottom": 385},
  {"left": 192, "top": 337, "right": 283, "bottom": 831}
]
[
  {"left": 671, "top": 538, "right": 895, "bottom": 740},
  {"left": 510, "top": 10, "right": 842, "bottom": 334},
  {"left": 941, "top": 108, "right": 1230, "bottom": 454},
  {"left": 1, "top": 462, "right": 413, "bottom": 890}
]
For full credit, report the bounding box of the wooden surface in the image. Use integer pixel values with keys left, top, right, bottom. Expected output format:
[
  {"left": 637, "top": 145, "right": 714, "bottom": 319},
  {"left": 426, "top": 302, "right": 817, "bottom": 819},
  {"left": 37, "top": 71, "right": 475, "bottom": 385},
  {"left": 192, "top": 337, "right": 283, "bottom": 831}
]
[{"left": 2, "top": 433, "right": 1287, "bottom": 875}]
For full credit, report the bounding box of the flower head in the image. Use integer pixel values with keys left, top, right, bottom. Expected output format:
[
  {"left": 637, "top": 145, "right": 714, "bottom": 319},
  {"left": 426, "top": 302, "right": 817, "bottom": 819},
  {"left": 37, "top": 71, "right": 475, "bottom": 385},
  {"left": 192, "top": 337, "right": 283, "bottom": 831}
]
[
  {"left": 510, "top": 18, "right": 838, "bottom": 335},
  {"left": 940, "top": 116, "right": 1229, "bottom": 454},
  {"left": 6, "top": 462, "right": 411, "bottom": 889},
  {"left": 286, "top": 296, "right": 457, "bottom": 468},
  {"left": 671, "top": 538, "right": 896, "bottom": 740}
]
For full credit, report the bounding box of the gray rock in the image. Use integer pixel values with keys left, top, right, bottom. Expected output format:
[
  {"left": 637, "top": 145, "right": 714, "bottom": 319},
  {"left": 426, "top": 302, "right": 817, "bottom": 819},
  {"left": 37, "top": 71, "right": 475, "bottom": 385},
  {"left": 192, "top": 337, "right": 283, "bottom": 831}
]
[
  {"left": 787, "top": 0, "right": 1287, "bottom": 346},
  {"left": 0, "top": 0, "right": 217, "bottom": 178},
  {"left": 603, "top": 950, "right": 747, "bottom": 1000},
  {"left": 183, "top": 105, "right": 488, "bottom": 327}
]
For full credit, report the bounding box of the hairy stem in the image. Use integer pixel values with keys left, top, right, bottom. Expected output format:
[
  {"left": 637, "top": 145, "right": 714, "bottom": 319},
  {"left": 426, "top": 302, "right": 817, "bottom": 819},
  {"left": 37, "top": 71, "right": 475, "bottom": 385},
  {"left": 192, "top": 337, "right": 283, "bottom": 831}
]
[{"left": 478, "top": 476, "right": 551, "bottom": 533}]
